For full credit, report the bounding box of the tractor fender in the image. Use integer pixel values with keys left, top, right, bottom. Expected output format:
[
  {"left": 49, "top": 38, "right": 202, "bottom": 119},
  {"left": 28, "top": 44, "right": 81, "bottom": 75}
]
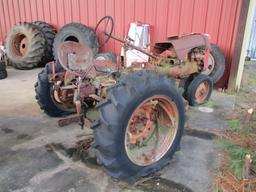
[{"left": 153, "top": 33, "right": 211, "bottom": 60}]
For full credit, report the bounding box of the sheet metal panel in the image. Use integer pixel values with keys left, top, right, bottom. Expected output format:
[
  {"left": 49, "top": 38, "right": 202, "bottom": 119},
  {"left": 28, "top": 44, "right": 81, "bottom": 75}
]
[
  {"left": 248, "top": 8, "right": 256, "bottom": 59},
  {"left": 0, "top": 0, "right": 242, "bottom": 86}
]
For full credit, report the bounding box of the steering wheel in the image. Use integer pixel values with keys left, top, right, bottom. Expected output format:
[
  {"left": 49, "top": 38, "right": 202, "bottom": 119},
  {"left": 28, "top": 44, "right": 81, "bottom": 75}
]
[{"left": 95, "top": 16, "right": 114, "bottom": 48}]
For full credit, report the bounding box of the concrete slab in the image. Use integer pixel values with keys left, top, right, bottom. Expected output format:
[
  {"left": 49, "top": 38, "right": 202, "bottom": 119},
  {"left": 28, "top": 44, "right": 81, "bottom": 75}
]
[
  {"left": 186, "top": 91, "right": 235, "bottom": 131},
  {"left": 161, "top": 135, "right": 220, "bottom": 192},
  {"left": 0, "top": 68, "right": 234, "bottom": 192}
]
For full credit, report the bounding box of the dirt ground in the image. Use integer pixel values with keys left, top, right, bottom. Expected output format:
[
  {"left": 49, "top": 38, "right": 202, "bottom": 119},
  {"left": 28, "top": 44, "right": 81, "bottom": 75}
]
[
  {"left": 0, "top": 67, "right": 235, "bottom": 192},
  {"left": 215, "top": 61, "right": 256, "bottom": 191}
]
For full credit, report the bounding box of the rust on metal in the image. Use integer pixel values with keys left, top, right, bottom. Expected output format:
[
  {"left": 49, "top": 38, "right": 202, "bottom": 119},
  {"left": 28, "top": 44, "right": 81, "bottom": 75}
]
[
  {"left": 125, "top": 96, "right": 179, "bottom": 166},
  {"left": 57, "top": 41, "right": 96, "bottom": 78},
  {"left": 12, "top": 33, "right": 28, "bottom": 56},
  {"left": 195, "top": 82, "right": 209, "bottom": 104},
  {"left": 153, "top": 33, "right": 210, "bottom": 60}
]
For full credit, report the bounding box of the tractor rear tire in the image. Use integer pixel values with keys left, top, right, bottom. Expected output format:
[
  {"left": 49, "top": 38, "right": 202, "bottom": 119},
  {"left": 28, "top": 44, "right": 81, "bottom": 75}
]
[
  {"left": 91, "top": 70, "right": 185, "bottom": 182},
  {"left": 5, "top": 22, "right": 45, "bottom": 70},
  {"left": 35, "top": 62, "right": 74, "bottom": 117},
  {"left": 203, "top": 43, "right": 225, "bottom": 83},
  {"left": 53, "top": 23, "right": 99, "bottom": 60},
  {"left": 187, "top": 74, "right": 213, "bottom": 106},
  {"left": 32, "top": 21, "right": 56, "bottom": 66}
]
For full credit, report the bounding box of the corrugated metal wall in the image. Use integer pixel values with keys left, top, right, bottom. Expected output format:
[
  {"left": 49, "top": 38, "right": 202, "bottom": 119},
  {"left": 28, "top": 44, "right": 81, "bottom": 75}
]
[
  {"left": 248, "top": 7, "right": 256, "bottom": 59},
  {"left": 0, "top": 0, "right": 242, "bottom": 86}
]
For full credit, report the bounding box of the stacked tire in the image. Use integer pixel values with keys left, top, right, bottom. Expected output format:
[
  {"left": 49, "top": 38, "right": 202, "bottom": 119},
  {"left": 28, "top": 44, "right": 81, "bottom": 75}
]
[
  {"left": 52, "top": 23, "right": 99, "bottom": 60},
  {"left": 35, "top": 23, "right": 99, "bottom": 117},
  {"left": 5, "top": 22, "right": 56, "bottom": 70}
]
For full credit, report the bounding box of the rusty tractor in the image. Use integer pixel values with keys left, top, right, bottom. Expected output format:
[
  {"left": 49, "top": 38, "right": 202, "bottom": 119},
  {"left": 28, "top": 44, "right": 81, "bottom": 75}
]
[{"left": 35, "top": 16, "right": 225, "bottom": 181}]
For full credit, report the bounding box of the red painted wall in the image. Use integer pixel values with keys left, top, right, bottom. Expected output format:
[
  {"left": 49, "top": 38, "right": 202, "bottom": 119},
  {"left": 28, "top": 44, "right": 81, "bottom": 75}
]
[{"left": 0, "top": 0, "right": 242, "bottom": 86}]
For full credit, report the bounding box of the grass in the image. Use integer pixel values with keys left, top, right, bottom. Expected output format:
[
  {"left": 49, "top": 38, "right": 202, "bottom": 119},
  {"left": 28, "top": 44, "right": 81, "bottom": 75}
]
[
  {"left": 203, "top": 99, "right": 218, "bottom": 108},
  {"left": 218, "top": 139, "right": 256, "bottom": 179},
  {"left": 227, "top": 119, "right": 241, "bottom": 130},
  {"left": 216, "top": 62, "right": 256, "bottom": 190}
]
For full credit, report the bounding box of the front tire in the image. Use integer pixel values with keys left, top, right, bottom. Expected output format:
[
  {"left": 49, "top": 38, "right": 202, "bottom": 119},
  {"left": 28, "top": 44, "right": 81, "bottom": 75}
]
[
  {"left": 91, "top": 71, "right": 185, "bottom": 182},
  {"left": 35, "top": 62, "right": 74, "bottom": 117},
  {"left": 187, "top": 74, "right": 213, "bottom": 106}
]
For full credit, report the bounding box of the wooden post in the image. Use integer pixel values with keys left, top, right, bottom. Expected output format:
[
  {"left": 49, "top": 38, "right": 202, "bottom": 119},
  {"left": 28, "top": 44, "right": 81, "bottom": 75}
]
[{"left": 243, "top": 108, "right": 254, "bottom": 128}]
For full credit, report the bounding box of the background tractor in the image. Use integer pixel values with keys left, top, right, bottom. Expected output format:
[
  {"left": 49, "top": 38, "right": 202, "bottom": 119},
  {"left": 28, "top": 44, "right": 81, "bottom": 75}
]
[{"left": 35, "top": 16, "right": 225, "bottom": 181}]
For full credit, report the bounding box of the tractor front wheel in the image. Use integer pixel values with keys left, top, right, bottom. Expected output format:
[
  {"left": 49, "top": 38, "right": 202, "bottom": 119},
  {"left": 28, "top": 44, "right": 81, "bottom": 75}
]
[
  {"left": 186, "top": 74, "right": 213, "bottom": 106},
  {"left": 91, "top": 71, "right": 185, "bottom": 182},
  {"left": 35, "top": 62, "right": 75, "bottom": 117}
]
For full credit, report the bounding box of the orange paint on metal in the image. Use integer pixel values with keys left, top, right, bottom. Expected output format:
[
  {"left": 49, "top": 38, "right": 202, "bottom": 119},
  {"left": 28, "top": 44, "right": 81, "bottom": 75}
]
[{"left": 195, "top": 82, "right": 210, "bottom": 104}]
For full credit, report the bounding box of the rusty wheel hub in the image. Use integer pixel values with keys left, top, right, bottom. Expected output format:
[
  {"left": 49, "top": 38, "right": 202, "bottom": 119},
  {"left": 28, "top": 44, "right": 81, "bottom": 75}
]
[
  {"left": 195, "top": 82, "right": 209, "bottom": 104},
  {"left": 125, "top": 96, "right": 179, "bottom": 166},
  {"left": 13, "top": 33, "right": 28, "bottom": 56},
  {"left": 50, "top": 81, "right": 75, "bottom": 112},
  {"left": 203, "top": 53, "right": 215, "bottom": 75}
]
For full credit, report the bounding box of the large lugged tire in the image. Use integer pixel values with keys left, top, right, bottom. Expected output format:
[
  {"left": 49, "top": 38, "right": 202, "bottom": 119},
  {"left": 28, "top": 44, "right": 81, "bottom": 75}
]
[
  {"left": 203, "top": 43, "right": 225, "bottom": 83},
  {"left": 91, "top": 70, "right": 185, "bottom": 182},
  {"left": 5, "top": 22, "right": 45, "bottom": 70},
  {"left": 32, "top": 21, "right": 56, "bottom": 66},
  {"left": 187, "top": 74, "right": 213, "bottom": 106},
  {"left": 0, "top": 61, "right": 7, "bottom": 80},
  {"left": 35, "top": 62, "right": 74, "bottom": 117},
  {"left": 53, "top": 23, "right": 99, "bottom": 60}
]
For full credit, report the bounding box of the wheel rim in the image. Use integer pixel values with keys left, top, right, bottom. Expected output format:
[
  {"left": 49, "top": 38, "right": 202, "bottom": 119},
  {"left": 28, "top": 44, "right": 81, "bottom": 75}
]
[
  {"left": 12, "top": 33, "right": 28, "bottom": 56},
  {"left": 125, "top": 95, "right": 179, "bottom": 166},
  {"left": 195, "top": 82, "right": 209, "bottom": 104},
  {"left": 202, "top": 53, "right": 215, "bottom": 75},
  {"left": 50, "top": 81, "right": 75, "bottom": 112}
]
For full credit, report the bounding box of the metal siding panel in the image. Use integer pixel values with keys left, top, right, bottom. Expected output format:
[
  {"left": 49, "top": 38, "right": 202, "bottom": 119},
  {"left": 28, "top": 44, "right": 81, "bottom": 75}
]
[
  {"left": 192, "top": 0, "right": 208, "bottom": 32},
  {"left": 43, "top": 0, "right": 51, "bottom": 23},
  {"left": 0, "top": 0, "right": 7, "bottom": 40},
  {"left": 114, "top": 0, "right": 125, "bottom": 54},
  {"left": 217, "top": 0, "right": 240, "bottom": 86},
  {"left": 179, "top": 0, "right": 194, "bottom": 34},
  {"left": 36, "top": 0, "right": 45, "bottom": 21},
  {"left": 135, "top": 0, "right": 146, "bottom": 22},
  {"left": 166, "top": 0, "right": 182, "bottom": 36},
  {"left": 248, "top": 8, "right": 256, "bottom": 59},
  {"left": 205, "top": 0, "right": 222, "bottom": 43},
  {"left": 95, "top": 0, "right": 106, "bottom": 52},
  {"left": 79, "top": 0, "right": 89, "bottom": 25},
  {"left": 104, "top": 0, "right": 115, "bottom": 53},
  {"left": 87, "top": 0, "right": 96, "bottom": 27},
  {"left": 56, "top": 0, "right": 65, "bottom": 27},
  {"left": 24, "top": 0, "right": 32, "bottom": 21},
  {"left": 155, "top": 0, "right": 169, "bottom": 41},
  {"left": 3, "top": 0, "right": 11, "bottom": 32},
  {"left": 0, "top": 0, "right": 242, "bottom": 87},
  {"left": 0, "top": 0, "right": 3, "bottom": 40},
  {"left": 124, "top": 0, "right": 135, "bottom": 35},
  {"left": 13, "top": 0, "right": 21, "bottom": 22},
  {"left": 49, "top": 0, "right": 58, "bottom": 25},
  {"left": 217, "top": 0, "right": 234, "bottom": 56},
  {"left": 145, "top": 0, "right": 157, "bottom": 41},
  {"left": 7, "top": 0, "right": 15, "bottom": 26},
  {"left": 64, "top": 0, "right": 72, "bottom": 23},
  {"left": 71, "top": 0, "right": 80, "bottom": 22},
  {"left": 30, "top": 0, "right": 38, "bottom": 21}
]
